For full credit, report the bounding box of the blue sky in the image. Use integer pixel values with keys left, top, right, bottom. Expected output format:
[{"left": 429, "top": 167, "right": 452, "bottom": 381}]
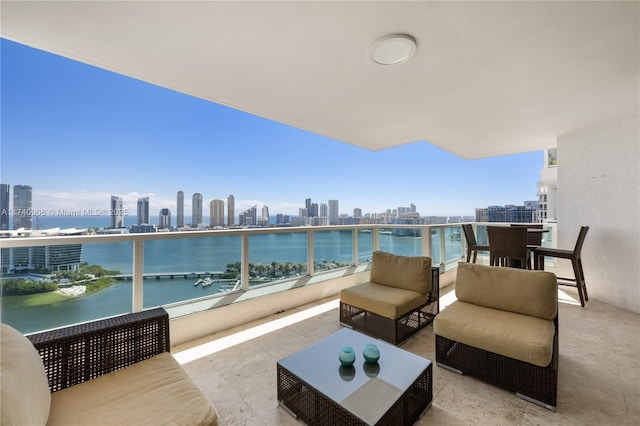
[{"left": 1, "top": 38, "right": 543, "bottom": 219}]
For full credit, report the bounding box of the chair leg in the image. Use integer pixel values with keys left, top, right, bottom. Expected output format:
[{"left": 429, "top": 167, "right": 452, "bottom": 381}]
[
  {"left": 577, "top": 258, "right": 588, "bottom": 301},
  {"left": 473, "top": 250, "right": 478, "bottom": 263},
  {"left": 467, "top": 251, "right": 472, "bottom": 262},
  {"left": 571, "top": 258, "right": 586, "bottom": 307}
]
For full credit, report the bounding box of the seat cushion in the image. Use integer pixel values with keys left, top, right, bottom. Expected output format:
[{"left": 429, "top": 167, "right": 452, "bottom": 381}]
[
  {"left": 455, "top": 262, "right": 557, "bottom": 320},
  {"left": 434, "top": 301, "right": 556, "bottom": 367},
  {"left": 369, "top": 251, "right": 432, "bottom": 294},
  {"left": 0, "top": 323, "right": 51, "bottom": 426},
  {"left": 47, "top": 352, "right": 218, "bottom": 426},
  {"left": 340, "top": 282, "right": 427, "bottom": 320}
]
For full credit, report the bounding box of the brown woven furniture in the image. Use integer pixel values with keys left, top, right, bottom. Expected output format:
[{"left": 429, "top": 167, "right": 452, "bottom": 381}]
[
  {"left": 27, "top": 307, "right": 171, "bottom": 391},
  {"left": 462, "top": 224, "right": 490, "bottom": 263},
  {"left": 535, "top": 225, "right": 590, "bottom": 307},
  {"left": 1, "top": 307, "right": 219, "bottom": 425},
  {"left": 434, "top": 263, "right": 558, "bottom": 411},
  {"left": 277, "top": 328, "right": 433, "bottom": 425},
  {"left": 487, "top": 225, "right": 529, "bottom": 268},
  {"left": 339, "top": 251, "right": 439, "bottom": 345}
]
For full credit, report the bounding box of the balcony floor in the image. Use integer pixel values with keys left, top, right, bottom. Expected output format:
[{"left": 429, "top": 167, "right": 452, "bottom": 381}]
[{"left": 174, "top": 284, "right": 639, "bottom": 425}]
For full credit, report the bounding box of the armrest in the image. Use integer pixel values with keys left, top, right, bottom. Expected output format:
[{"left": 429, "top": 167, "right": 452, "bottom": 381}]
[{"left": 26, "top": 307, "right": 170, "bottom": 392}]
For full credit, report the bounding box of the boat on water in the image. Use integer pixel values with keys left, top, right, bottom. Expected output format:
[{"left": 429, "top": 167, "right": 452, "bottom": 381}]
[{"left": 201, "top": 277, "right": 214, "bottom": 287}]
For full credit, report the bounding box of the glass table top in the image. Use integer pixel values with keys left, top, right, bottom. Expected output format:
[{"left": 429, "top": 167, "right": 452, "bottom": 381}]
[{"left": 278, "top": 328, "right": 431, "bottom": 424}]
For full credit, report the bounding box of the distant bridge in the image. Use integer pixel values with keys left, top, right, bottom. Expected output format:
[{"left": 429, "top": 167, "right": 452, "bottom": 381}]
[{"left": 112, "top": 271, "right": 225, "bottom": 280}]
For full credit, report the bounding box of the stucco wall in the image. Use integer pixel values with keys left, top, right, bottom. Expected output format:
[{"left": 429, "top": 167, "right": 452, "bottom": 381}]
[{"left": 557, "top": 114, "right": 639, "bottom": 313}]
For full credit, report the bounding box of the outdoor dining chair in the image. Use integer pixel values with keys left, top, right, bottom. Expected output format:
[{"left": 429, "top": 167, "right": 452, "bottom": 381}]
[
  {"left": 487, "top": 225, "right": 529, "bottom": 269},
  {"left": 534, "top": 226, "right": 590, "bottom": 307},
  {"left": 510, "top": 223, "right": 543, "bottom": 269},
  {"left": 462, "top": 224, "right": 490, "bottom": 263}
]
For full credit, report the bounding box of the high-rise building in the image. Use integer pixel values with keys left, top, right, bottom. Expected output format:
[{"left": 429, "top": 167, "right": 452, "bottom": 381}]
[
  {"left": 227, "top": 194, "right": 235, "bottom": 227},
  {"left": 353, "top": 208, "right": 362, "bottom": 219},
  {"left": 210, "top": 199, "right": 225, "bottom": 227},
  {"left": 309, "top": 203, "right": 318, "bottom": 217},
  {"left": 13, "top": 185, "right": 32, "bottom": 230},
  {"left": 1, "top": 184, "right": 10, "bottom": 230},
  {"left": 262, "top": 205, "right": 269, "bottom": 220},
  {"left": 177, "top": 191, "right": 184, "bottom": 227},
  {"left": 110, "top": 195, "right": 124, "bottom": 228},
  {"left": 305, "top": 198, "right": 311, "bottom": 214},
  {"left": 239, "top": 205, "right": 257, "bottom": 226},
  {"left": 137, "top": 197, "right": 150, "bottom": 225},
  {"left": 319, "top": 203, "right": 328, "bottom": 218},
  {"left": 159, "top": 208, "right": 171, "bottom": 228},
  {"left": 192, "top": 193, "right": 203, "bottom": 226},
  {"left": 328, "top": 200, "right": 339, "bottom": 225}
]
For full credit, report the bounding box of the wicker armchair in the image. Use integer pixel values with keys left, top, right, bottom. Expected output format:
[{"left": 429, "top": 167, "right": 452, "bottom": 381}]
[{"left": 462, "top": 224, "right": 490, "bottom": 263}]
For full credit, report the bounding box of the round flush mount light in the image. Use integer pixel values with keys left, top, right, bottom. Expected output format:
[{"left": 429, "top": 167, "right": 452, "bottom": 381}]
[{"left": 370, "top": 34, "right": 417, "bottom": 65}]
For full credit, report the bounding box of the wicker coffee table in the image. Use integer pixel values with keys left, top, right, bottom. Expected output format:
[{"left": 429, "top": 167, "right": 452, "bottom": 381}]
[{"left": 277, "top": 328, "right": 432, "bottom": 425}]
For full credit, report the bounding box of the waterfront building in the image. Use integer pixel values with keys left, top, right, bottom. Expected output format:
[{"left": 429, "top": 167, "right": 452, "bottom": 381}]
[
  {"left": 177, "top": 191, "right": 184, "bottom": 228},
  {"left": 239, "top": 205, "right": 257, "bottom": 226},
  {"left": 0, "top": 183, "right": 9, "bottom": 230},
  {"left": 192, "top": 193, "right": 203, "bottom": 226},
  {"left": 227, "top": 194, "right": 235, "bottom": 227},
  {"left": 130, "top": 224, "right": 156, "bottom": 233},
  {"left": 353, "top": 208, "right": 362, "bottom": 219},
  {"left": 319, "top": 203, "right": 328, "bottom": 218},
  {"left": 1, "top": 227, "right": 84, "bottom": 273},
  {"left": 328, "top": 199, "right": 339, "bottom": 225},
  {"left": 159, "top": 208, "right": 171, "bottom": 228},
  {"left": 309, "top": 203, "right": 318, "bottom": 218},
  {"left": 13, "top": 185, "right": 32, "bottom": 230},
  {"left": 261, "top": 205, "right": 269, "bottom": 223},
  {"left": 110, "top": 195, "right": 124, "bottom": 228},
  {"left": 136, "top": 197, "right": 149, "bottom": 225},
  {"left": 210, "top": 199, "right": 224, "bottom": 227}
]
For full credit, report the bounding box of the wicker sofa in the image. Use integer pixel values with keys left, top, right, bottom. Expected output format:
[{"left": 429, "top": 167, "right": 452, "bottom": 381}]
[
  {"left": 339, "top": 250, "right": 439, "bottom": 345},
  {"left": 434, "top": 262, "right": 558, "bottom": 410},
  {"left": 0, "top": 307, "right": 219, "bottom": 426}
]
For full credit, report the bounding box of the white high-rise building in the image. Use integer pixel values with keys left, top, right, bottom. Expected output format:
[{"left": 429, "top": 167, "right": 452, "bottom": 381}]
[
  {"left": 110, "top": 195, "right": 124, "bottom": 228},
  {"left": 210, "top": 199, "right": 225, "bottom": 227},
  {"left": 177, "top": 191, "right": 184, "bottom": 227},
  {"left": 328, "top": 199, "right": 339, "bottom": 225}
]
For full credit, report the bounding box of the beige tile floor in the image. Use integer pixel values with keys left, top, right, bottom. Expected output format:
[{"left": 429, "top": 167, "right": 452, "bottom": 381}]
[{"left": 175, "top": 285, "right": 640, "bottom": 425}]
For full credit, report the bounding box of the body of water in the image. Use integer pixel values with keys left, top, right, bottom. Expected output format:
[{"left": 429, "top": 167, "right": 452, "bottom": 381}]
[{"left": 2, "top": 229, "right": 463, "bottom": 333}]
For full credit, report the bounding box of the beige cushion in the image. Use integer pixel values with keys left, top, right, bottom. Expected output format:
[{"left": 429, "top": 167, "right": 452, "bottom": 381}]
[
  {"left": 47, "top": 352, "right": 218, "bottom": 426},
  {"left": 370, "top": 251, "right": 432, "bottom": 294},
  {"left": 455, "top": 262, "right": 557, "bottom": 320},
  {"left": 434, "top": 301, "right": 556, "bottom": 367},
  {"left": 340, "top": 282, "right": 427, "bottom": 319},
  {"left": 1, "top": 323, "right": 51, "bottom": 426}
]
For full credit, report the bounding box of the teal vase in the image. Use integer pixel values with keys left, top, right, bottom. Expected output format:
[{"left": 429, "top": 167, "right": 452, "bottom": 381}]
[
  {"left": 339, "top": 346, "right": 356, "bottom": 367},
  {"left": 363, "top": 344, "right": 380, "bottom": 364}
]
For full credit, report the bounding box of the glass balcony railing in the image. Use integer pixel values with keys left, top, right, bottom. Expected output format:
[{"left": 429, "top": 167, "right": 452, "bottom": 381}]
[{"left": 0, "top": 222, "right": 557, "bottom": 334}]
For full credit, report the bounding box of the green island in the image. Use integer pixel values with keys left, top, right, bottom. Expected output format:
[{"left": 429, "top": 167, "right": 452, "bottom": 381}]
[{"left": 1, "top": 263, "right": 121, "bottom": 305}]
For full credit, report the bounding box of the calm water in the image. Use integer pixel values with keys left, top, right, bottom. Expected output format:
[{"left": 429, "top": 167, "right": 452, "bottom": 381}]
[{"left": 2, "top": 229, "right": 463, "bottom": 333}]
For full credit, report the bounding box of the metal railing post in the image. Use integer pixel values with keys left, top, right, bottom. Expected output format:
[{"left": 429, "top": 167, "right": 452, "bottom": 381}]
[
  {"left": 132, "top": 239, "right": 144, "bottom": 312},
  {"left": 241, "top": 233, "right": 249, "bottom": 291}
]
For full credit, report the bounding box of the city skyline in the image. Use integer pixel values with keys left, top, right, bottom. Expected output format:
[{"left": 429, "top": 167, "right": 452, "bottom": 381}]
[{"left": 1, "top": 38, "right": 544, "bottom": 219}]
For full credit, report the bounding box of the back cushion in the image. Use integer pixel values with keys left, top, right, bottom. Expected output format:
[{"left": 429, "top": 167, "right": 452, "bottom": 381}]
[
  {"left": 370, "top": 251, "right": 432, "bottom": 294},
  {"left": 455, "top": 262, "right": 557, "bottom": 320},
  {"left": 1, "top": 323, "right": 51, "bottom": 425}
]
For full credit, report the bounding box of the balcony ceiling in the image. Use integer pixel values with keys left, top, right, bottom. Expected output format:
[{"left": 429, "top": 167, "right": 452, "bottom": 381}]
[{"left": 1, "top": 1, "right": 638, "bottom": 159}]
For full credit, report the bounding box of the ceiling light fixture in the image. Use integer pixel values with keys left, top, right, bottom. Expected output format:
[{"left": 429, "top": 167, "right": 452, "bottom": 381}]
[{"left": 370, "top": 34, "right": 417, "bottom": 65}]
